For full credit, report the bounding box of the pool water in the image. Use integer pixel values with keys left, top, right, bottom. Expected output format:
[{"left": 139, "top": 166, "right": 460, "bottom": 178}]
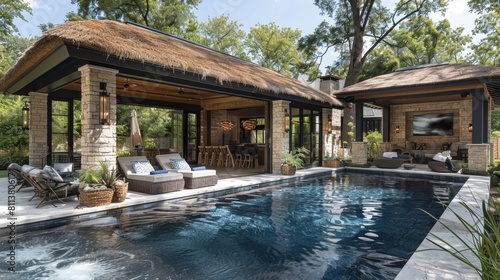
[{"left": 0, "top": 173, "right": 462, "bottom": 280}]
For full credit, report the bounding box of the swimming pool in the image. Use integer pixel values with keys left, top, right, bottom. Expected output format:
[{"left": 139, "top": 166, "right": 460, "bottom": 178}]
[{"left": 1, "top": 173, "right": 463, "bottom": 279}]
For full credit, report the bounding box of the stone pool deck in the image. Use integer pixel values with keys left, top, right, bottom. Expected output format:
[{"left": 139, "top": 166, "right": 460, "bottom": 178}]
[{"left": 0, "top": 165, "right": 490, "bottom": 279}]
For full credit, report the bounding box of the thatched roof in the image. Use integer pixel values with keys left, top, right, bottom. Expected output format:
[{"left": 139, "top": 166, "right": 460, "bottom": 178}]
[
  {"left": 0, "top": 20, "right": 341, "bottom": 107},
  {"left": 335, "top": 64, "right": 500, "bottom": 96}
]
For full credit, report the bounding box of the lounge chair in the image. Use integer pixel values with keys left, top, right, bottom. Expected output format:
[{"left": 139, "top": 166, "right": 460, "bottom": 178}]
[
  {"left": 428, "top": 160, "right": 462, "bottom": 173},
  {"left": 117, "top": 156, "right": 184, "bottom": 194},
  {"left": 27, "top": 168, "right": 80, "bottom": 208},
  {"left": 7, "top": 163, "right": 31, "bottom": 192},
  {"left": 156, "top": 153, "right": 218, "bottom": 189}
]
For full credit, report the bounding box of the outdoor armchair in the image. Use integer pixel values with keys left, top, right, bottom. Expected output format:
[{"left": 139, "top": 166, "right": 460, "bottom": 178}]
[
  {"left": 156, "top": 153, "right": 218, "bottom": 189},
  {"left": 117, "top": 156, "right": 184, "bottom": 194},
  {"left": 7, "top": 163, "right": 31, "bottom": 192}
]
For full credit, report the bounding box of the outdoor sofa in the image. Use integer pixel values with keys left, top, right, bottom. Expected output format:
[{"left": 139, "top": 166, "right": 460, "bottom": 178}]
[{"left": 117, "top": 156, "right": 184, "bottom": 194}]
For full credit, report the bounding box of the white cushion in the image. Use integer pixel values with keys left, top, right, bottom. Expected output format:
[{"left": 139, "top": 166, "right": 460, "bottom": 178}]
[
  {"left": 178, "top": 169, "right": 217, "bottom": 178},
  {"left": 432, "top": 153, "right": 448, "bottom": 162},
  {"left": 126, "top": 172, "right": 183, "bottom": 182},
  {"left": 383, "top": 152, "right": 398, "bottom": 158},
  {"left": 54, "top": 162, "right": 73, "bottom": 173}
]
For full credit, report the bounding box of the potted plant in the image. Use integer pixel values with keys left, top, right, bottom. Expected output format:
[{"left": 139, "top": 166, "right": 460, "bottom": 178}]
[
  {"left": 78, "top": 161, "right": 118, "bottom": 207},
  {"left": 323, "top": 156, "right": 343, "bottom": 168},
  {"left": 281, "top": 147, "right": 309, "bottom": 175}
]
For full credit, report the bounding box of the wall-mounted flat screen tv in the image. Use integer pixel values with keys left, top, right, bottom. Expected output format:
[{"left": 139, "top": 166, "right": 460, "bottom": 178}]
[{"left": 413, "top": 113, "right": 453, "bottom": 136}]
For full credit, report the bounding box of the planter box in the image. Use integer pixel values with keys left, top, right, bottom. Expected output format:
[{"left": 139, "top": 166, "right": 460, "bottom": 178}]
[{"left": 324, "top": 160, "right": 342, "bottom": 168}]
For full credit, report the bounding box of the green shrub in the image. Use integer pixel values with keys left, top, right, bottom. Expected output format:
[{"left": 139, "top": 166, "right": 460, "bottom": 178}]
[
  {"left": 0, "top": 154, "right": 29, "bottom": 170},
  {"left": 363, "top": 130, "right": 382, "bottom": 161}
]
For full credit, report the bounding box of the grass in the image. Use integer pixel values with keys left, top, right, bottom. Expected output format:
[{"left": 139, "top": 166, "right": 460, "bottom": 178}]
[
  {"left": 420, "top": 193, "right": 500, "bottom": 279},
  {"left": 0, "top": 170, "right": 7, "bottom": 178}
]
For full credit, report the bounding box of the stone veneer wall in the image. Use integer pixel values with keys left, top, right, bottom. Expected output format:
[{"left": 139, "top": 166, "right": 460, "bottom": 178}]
[
  {"left": 390, "top": 100, "right": 473, "bottom": 148},
  {"left": 28, "top": 92, "right": 48, "bottom": 167},
  {"left": 351, "top": 142, "right": 367, "bottom": 164},
  {"left": 272, "top": 100, "right": 290, "bottom": 174},
  {"left": 468, "top": 144, "right": 490, "bottom": 171},
  {"left": 78, "top": 65, "right": 118, "bottom": 170}
]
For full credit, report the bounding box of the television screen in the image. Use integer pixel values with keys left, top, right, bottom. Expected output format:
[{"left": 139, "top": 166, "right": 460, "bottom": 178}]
[{"left": 413, "top": 113, "right": 453, "bottom": 136}]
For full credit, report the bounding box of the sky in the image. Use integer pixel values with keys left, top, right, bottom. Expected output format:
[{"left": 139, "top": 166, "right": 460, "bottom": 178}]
[{"left": 15, "top": 0, "right": 480, "bottom": 66}]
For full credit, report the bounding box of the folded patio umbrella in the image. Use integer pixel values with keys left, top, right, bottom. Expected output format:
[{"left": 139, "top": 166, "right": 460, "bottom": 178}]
[{"left": 131, "top": 109, "right": 143, "bottom": 149}]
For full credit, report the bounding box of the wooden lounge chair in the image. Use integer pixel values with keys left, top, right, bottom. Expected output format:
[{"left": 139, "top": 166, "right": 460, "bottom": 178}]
[
  {"left": 156, "top": 153, "right": 218, "bottom": 189},
  {"left": 117, "top": 156, "right": 184, "bottom": 194},
  {"left": 27, "top": 168, "right": 80, "bottom": 208},
  {"left": 7, "top": 163, "right": 31, "bottom": 192}
]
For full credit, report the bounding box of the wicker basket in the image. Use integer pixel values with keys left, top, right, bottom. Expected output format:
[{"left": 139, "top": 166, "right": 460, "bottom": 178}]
[
  {"left": 281, "top": 164, "right": 296, "bottom": 175},
  {"left": 80, "top": 188, "right": 113, "bottom": 207},
  {"left": 112, "top": 182, "right": 128, "bottom": 203}
]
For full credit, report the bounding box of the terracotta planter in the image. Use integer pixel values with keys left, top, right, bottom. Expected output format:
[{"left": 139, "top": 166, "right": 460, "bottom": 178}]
[
  {"left": 324, "top": 160, "right": 342, "bottom": 168},
  {"left": 281, "top": 164, "right": 297, "bottom": 175}
]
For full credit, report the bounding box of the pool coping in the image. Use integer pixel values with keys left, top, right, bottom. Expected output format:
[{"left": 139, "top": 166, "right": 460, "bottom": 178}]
[{"left": 0, "top": 167, "right": 489, "bottom": 279}]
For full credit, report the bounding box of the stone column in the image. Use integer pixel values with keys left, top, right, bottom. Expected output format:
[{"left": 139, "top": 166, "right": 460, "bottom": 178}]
[
  {"left": 467, "top": 144, "right": 490, "bottom": 171},
  {"left": 351, "top": 142, "right": 367, "bottom": 164},
  {"left": 78, "top": 65, "right": 118, "bottom": 170},
  {"left": 272, "top": 100, "right": 290, "bottom": 174},
  {"left": 28, "top": 92, "right": 48, "bottom": 167}
]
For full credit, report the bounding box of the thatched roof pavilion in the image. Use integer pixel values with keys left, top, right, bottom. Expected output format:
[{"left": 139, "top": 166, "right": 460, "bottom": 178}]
[{"left": 0, "top": 20, "right": 341, "bottom": 108}]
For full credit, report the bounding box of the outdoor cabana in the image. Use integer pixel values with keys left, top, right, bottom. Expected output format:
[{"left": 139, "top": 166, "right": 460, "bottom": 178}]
[
  {"left": 334, "top": 63, "right": 500, "bottom": 171},
  {"left": 0, "top": 19, "right": 343, "bottom": 174}
]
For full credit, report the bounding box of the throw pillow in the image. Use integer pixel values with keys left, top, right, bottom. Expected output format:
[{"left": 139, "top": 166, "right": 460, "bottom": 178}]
[
  {"left": 132, "top": 161, "right": 155, "bottom": 174},
  {"left": 383, "top": 152, "right": 398, "bottom": 158},
  {"left": 441, "top": 150, "right": 451, "bottom": 157},
  {"left": 170, "top": 158, "right": 191, "bottom": 170},
  {"left": 432, "top": 153, "right": 447, "bottom": 162},
  {"left": 191, "top": 166, "right": 206, "bottom": 171},
  {"left": 150, "top": 170, "right": 168, "bottom": 175},
  {"left": 43, "top": 165, "right": 64, "bottom": 182}
]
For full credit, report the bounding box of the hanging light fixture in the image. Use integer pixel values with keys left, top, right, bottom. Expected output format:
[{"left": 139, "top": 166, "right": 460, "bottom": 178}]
[
  {"left": 22, "top": 101, "right": 29, "bottom": 130},
  {"left": 99, "top": 82, "right": 110, "bottom": 124},
  {"left": 327, "top": 115, "right": 332, "bottom": 134},
  {"left": 220, "top": 120, "right": 235, "bottom": 131},
  {"left": 241, "top": 119, "right": 257, "bottom": 130},
  {"left": 284, "top": 108, "right": 290, "bottom": 133}
]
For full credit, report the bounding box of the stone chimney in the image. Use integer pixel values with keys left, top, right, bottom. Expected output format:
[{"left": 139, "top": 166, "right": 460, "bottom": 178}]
[{"left": 319, "top": 75, "right": 341, "bottom": 93}]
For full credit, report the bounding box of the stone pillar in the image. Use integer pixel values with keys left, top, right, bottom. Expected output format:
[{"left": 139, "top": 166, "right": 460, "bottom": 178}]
[
  {"left": 272, "top": 100, "right": 290, "bottom": 174},
  {"left": 467, "top": 144, "right": 490, "bottom": 171},
  {"left": 78, "top": 65, "right": 118, "bottom": 170},
  {"left": 28, "top": 92, "right": 48, "bottom": 168},
  {"left": 351, "top": 142, "right": 367, "bottom": 164},
  {"left": 323, "top": 108, "right": 333, "bottom": 158}
]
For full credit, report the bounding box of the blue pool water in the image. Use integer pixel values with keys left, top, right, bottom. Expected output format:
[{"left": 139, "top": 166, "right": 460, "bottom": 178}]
[{"left": 0, "top": 173, "right": 463, "bottom": 279}]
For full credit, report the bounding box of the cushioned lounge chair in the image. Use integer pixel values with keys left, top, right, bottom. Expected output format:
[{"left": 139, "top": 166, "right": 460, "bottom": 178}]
[
  {"left": 373, "top": 158, "right": 403, "bottom": 169},
  {"left": 7, "top": 163, "right": 31, "bottom": 192},
  {"left": 27, "top": 168, "right": 80, "bottom": 208},
  {"left": 117, "top": 156, "right": 184, "bottom": 194},
  {"left": 428, "top": 160, "right": 462, "bottom": 173},
  {"left": 156, "top": 153, "right": 218, "bottom": 189}
]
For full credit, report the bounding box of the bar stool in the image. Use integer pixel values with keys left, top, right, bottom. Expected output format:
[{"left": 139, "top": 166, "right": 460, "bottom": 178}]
[
  {"left": 234, "top": 146, "right": 243, "bottom": 168},
  {"left": 223, "top": 145, "right": 235, "bottom": 167}
]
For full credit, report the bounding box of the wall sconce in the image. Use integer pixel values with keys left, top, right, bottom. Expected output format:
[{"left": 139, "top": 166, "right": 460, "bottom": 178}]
[
  {"left": 468, "top": 124, "right": 473, "bottom": 132},
  {"left": 284, "top": 108, "right": 290, "bottom": 133},
  {"left": 99, "top": 82, "right": 110, "bottom": 124},
  {"left": 327, "top": 115, "right": 332, "bottom": 134},
  {"left": 395, "top": 126, "right": 400, "bottom": 133},
  {"left": 21, "top": 101, "right": 29, "bottom": 130}
]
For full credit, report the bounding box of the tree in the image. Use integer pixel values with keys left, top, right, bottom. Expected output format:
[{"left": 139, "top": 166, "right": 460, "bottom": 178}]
[
  {"left": 69, "top": 0, "right": 201, "bottom": 35},
  {"left": 247, "top": 22, "right": 308, "bottom": 78},
  {"left": 491, "top": 109, "right": 500, "bottom": 133},
  {"left": 300, "top": 0, "right": 447, "bottom": 86},
  {"left": 0, "top": 0, "right": 31, "bottom": 37},
  {"left": 469, "top": 9, "right": 500, "bottom": 65},
  {"left": 0, "top": 94, "right": 29, "bottom": 155},
  {"left": 197, "top": 15, "right": 248, "bottom": 59}
]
